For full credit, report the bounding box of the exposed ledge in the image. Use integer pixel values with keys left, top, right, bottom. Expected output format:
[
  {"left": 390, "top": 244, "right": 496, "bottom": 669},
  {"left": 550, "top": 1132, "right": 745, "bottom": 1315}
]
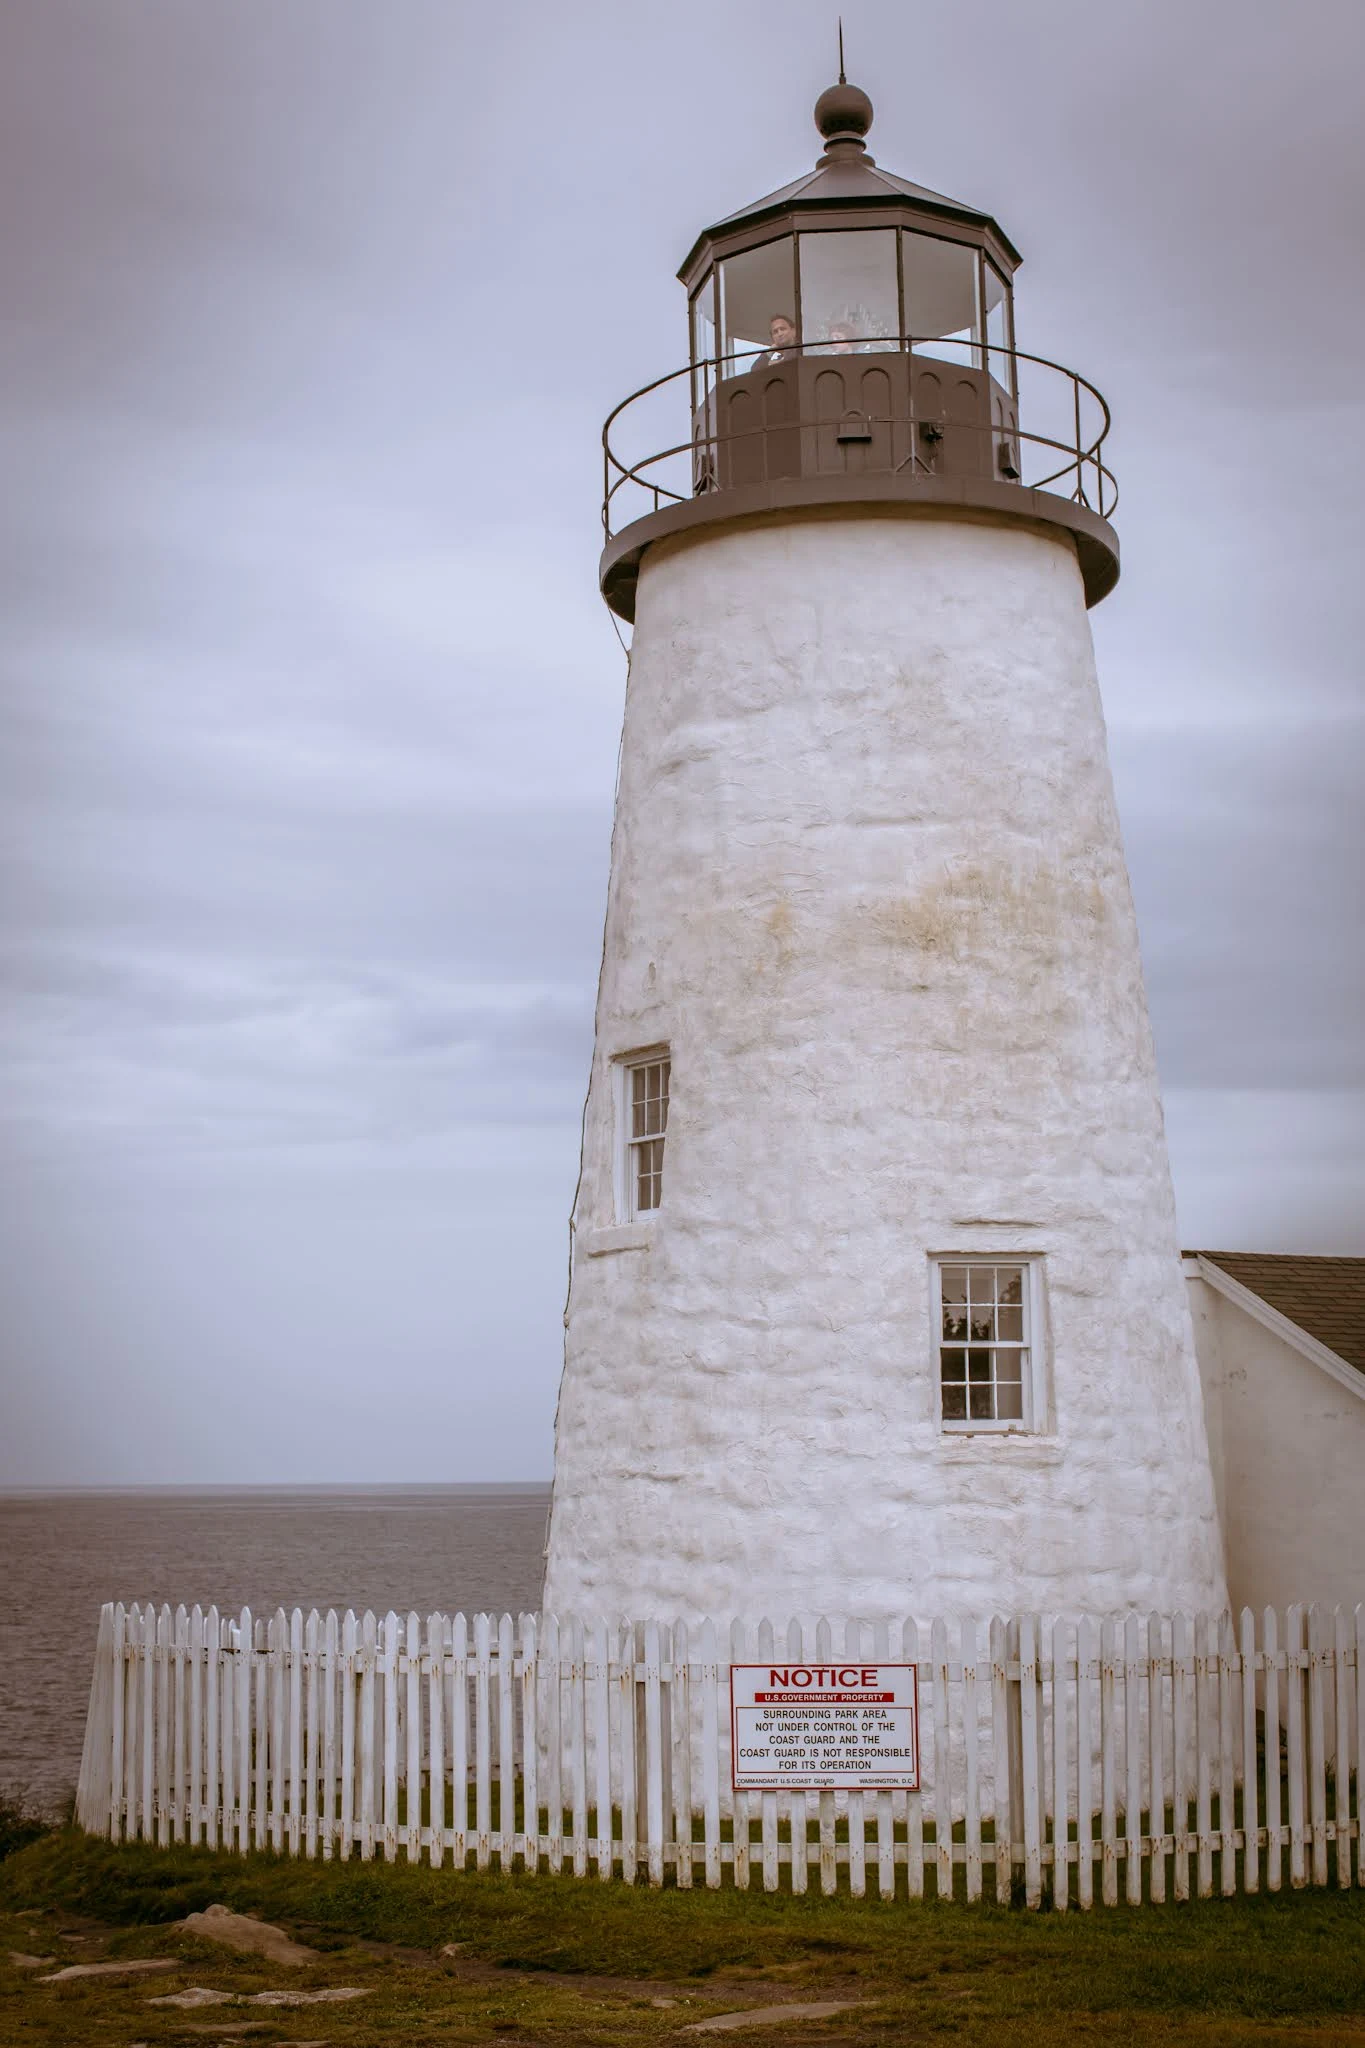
[
  {"left": 582, "top": 1224, "right": 653, "bottom": 1258},
  {"left": 937, "top": 1434, "right": 1065, "bottom": 1464}
]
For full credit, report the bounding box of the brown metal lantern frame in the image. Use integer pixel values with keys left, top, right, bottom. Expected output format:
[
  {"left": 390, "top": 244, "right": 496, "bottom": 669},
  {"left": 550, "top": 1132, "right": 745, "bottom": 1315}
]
[{"left": 603, "top": 82, "right": 1119, "bottom": 623}]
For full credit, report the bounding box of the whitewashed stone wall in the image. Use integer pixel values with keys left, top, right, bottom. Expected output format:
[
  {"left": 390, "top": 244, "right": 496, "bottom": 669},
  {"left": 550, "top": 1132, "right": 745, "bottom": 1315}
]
[{"left": 545, "top": 507, "right": 1228, "bottom": 1625}]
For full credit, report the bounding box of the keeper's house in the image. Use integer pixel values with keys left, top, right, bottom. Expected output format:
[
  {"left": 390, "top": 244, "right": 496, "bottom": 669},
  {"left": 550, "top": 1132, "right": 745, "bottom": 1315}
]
[{"left": 1186, "top": 1253, "right": 1365, "bottom": 1615}]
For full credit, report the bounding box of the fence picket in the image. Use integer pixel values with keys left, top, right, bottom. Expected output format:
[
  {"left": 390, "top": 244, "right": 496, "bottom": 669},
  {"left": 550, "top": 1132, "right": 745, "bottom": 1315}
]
[
  {"left": 845, "top": 1618, "right": 868, "bottom": 1900},
  {"left": 1146, "top": 1612, "right": 1165, "bottom": 1906},
  {"left": 815, "top": 1617, "right": 837, "bottom": 1897},
  {"left": 499, "top": 1612, "right": 518, "bottom": 1874},
  {"left": 1239, "top": 1608, "right": 1258, "bottom": 1895},
  {"left": 155, "top": 1605, "right": 171, "bottom": 1847},
  {"left": 931, "top": 1616, "right": 952, "bottom": 1901},
  {"left": 700, "top": 1618, "right": 721, "bottom": 1890},
  {"left": 903, "top": 1618, "right": 923, "bottom": 1900},
  {"left": 426, "top": 1613, "right": 444, "bottom": 1867},
  {"left": 786, "top": 1617, "right": 808, "bottom": 1896},
  {"left": 991, "top": 1615, "right": 1011, "bottom": 1905},
  {"left": 1124, "top": 1613, "right": 1142, "bottom": 1906},
  {"left": 590, "top": 1617, "right": 611, "bottom": 1880},
  {"left": 568, "top": 1614, "right": 588, "bottom": 1879},
  {"left": 1332, "top": 1607, "right": 1351, "bottom": 1890},
  {"left": 139, "top": 1603, "right": 155, "bottom": 1843},
  {"left": 473, "top": 1613, "right": 491, "bottom": 1871},
  {"left": 451, "top": 1613, "right": 469, "bottom": 1870},
  {"left": 219, "top": 1614, "right": 235, "bottom": 1853},
  {"left": 960, "top": 1618, "right": 980, "bottom": 1904},
  {"left": 727, "top": 1620, "right": 749, "bottom": 1891},
  {"left": 757, "top": 1619, "right": 779, "bottom": 1893},
  {"left": 644, "top": 1617, "right": 665, "bottom": 1887},
  {"left": 1019, "top": 1615, "right": 1041, "bottom": 1910},
  {"left": 171, "top": 1606, "right": 186, "bottom": 1844},
  {"left": 288, "top": 1608, "right": 303, "bottom": 1859},
  {"left": 187, "top": 1605, "right": 203, "bottom": 1848},
  {"left": 304, "top": 1611, "right": 319, "bottom": 1860},
  {"left": 673, "top": 1619, "right": 693, "bottom": 1889},
  {"left": 401, "top": 1611, "right": 419, "bottom": 1862},
  {"left": 542, "top": 1614, "right": 561, "bottom": 1874},
  {"left": 1051, "top": 1617, "right": 1069, "bottom": 1911},
  {"left": 1217, "top": 1611, "right": 1237, "bottom": 1896},
  {"left": 1306, "top": 1604, "right": 1329, "bottom": 1888},
  {"left": 1195, "top": 1612, "right": 1215, "bottom": 1898},
  {"left": 1286, "top": 1604, "right": 1306, "bottom": 1886},
  {"left": 340, "top": 1611, "right": 357, "bottom": 1861},
  {"left": 201, "top": 1605, "right": 217, "bottom": 1852},
  {"left": 1171, "top": 1613, "right": 1191, "bottom": 1901},
  {"left": 619, "top": 1619, "right": 639, "bottom": 1886},
  {"left": 873, "top": 1616, "right": 895, "bottom": 1900},
  {"left": 519, "top": 1614, "right": 538, "bottom": 1875},
  {"left": 1263, "top": 1607, "right": 1281, "bottom": 1893},
  {"left": 1100, "top": 1616, "right": 1118, "bottom": 1907},
  {"left": 359, "top": 1609, "right": 377, "bottom": 1861},
  {"left": 1075, "top": 1615, "right": 1094, "bottom": 1911}
]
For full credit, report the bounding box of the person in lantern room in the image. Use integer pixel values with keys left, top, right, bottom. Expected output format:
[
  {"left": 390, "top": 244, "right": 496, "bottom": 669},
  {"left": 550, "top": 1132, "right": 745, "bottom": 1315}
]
[{"left": 763, "top": 312, "right": 799, "bottom": 363}]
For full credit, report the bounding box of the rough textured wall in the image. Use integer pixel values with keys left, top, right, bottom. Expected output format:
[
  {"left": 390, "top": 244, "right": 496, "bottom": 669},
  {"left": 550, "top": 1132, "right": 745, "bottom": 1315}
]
[
  {"left": 1187, "top": 1275, "right": 1365, "bottom": 1614},
  {"left": 545, "top": 508, "right": 1227, "bottom": 1624}
]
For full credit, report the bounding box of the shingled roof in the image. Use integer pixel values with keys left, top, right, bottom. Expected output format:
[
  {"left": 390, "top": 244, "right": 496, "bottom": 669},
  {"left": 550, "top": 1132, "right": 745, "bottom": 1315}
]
[{"left": 1193, "top": 1253, "right": 1365, "bottom": 1378}]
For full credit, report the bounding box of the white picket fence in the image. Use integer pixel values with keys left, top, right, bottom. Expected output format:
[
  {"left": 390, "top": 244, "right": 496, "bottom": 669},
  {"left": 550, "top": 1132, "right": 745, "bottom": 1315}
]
[{"left": 76, "top": 1602, "right": 1362, "bottom": 1907}]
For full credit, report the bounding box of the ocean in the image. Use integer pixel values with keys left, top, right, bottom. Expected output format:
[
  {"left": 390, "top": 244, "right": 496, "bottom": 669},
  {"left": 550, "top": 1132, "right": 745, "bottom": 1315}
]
[{"left": 0, "top": 1485, "right": 549, "bottom": 1816}]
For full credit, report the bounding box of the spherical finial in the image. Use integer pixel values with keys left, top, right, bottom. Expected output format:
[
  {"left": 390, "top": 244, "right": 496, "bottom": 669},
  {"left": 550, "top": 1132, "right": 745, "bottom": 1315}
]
[{"left": 814, "top": 79, "right": 874, "bottom": 158}]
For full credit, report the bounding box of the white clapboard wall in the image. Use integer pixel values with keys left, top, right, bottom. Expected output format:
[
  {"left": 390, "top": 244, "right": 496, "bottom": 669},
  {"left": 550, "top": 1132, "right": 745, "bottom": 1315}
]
[{"left": 75, "top": 1605, "right": 1362, "bottom": 1907}]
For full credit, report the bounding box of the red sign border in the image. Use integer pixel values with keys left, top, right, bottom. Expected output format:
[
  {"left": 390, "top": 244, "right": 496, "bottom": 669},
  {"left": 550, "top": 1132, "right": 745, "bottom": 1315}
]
[{"left": 729, "top": 1661, "right": 921, "bottom": 1793}]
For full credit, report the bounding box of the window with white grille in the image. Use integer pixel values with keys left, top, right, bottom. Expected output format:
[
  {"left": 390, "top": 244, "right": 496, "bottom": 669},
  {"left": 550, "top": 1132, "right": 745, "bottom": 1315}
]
[
  {"left": 619, "top": 1053, "right": 670, "bottom": 1220},
  {"left": 934, "top": 1259, "right": 1039, "bottom": 1430}
]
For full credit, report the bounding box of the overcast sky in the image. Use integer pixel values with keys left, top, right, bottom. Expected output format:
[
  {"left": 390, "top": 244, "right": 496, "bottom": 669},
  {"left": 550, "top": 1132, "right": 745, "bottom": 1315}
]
[{"left": 1, "top": 0, "right": 1361, "bottom": 1487}]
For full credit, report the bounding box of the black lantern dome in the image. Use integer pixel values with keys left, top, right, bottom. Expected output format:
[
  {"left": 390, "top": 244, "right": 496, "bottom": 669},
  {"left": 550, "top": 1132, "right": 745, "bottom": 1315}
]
[{"left": 600, "top": 78, "right": 1117, "bottom": 621}]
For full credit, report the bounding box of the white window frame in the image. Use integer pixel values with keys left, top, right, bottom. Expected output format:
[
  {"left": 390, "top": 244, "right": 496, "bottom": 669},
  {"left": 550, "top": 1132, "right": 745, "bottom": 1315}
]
[
  {"left": 930, "top": 1254, "right": 1049, "bottom": 1435},
  {"left": 612, "top": 1047, "right": 671, "bottom": 1226}
]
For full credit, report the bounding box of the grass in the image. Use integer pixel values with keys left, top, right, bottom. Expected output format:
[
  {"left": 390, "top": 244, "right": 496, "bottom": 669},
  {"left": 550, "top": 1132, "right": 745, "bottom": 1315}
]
[{"left": 1, "top": 1829, "right": 1362, "bottom": 2045}]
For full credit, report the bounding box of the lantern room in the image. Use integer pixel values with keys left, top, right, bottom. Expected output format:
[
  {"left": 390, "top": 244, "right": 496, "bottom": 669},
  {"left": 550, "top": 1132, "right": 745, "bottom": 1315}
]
[{"left": 600, "top": 77, "right": 1118, "bottom": 619}]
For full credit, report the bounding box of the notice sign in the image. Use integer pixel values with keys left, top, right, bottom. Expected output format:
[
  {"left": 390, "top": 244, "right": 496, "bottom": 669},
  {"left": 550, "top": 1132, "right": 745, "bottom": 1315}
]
[{"left": 730, "top": 1662, "right": 920, "bottom": 1791}]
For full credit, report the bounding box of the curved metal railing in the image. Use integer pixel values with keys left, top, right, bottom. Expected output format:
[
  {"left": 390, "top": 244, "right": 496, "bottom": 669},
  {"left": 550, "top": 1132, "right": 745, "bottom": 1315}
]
[{"left": 603, "top": 338, "right": 1116, "bottom": 543}]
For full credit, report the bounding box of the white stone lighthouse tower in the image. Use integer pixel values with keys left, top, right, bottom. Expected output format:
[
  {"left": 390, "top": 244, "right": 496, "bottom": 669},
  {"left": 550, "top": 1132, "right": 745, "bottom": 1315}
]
[{"left": 544, "top": 76, "right": 1227, "bottom": 1625}]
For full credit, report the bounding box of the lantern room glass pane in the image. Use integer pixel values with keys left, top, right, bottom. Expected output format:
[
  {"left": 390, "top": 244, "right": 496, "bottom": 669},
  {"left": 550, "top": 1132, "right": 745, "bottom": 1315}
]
[
  {"left": 903, "top": 230, "right": 981, "bottom": 365},
  {"left": 798, "top": 229, "right": 898, "bottom": 352},
  {"left": 983, "top": 259, "right": 1013, "bottom": 388},
  {"left": 718, "top": 237, "right": 797, "bottom": 375},
  {"left": 690, "top": 272, "right": 717, "bottom": 366}
]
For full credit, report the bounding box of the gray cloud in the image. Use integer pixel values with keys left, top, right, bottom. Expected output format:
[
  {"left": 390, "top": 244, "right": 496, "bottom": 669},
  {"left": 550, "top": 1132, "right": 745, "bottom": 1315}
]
[{"left": 1, "top": 0, "right": 1361, "bottom": 1484}]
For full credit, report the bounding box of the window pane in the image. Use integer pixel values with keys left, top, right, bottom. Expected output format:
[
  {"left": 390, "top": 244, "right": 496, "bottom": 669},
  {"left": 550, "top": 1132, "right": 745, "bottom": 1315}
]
[
  {"left": 999, "top": 1268, "right": 1024, "bottom": 1305},
  {"left": 996, "top": 1304, "right": 1023, "bottom": 1342},
  {"left": 943, "top": 1304, "right": 968, "bottom": 1340},
  {"left": 903, "top": 231, "right": 980, "bottom": 365},
  {"left": 941, "top": 1383, "right": 968, "bottom": 1421},
  {"left": 635, "top": 1136, "right": 664, "bottom": 1213},
  {"left": 996, "top": 1375, "right": 1024, "bottom": 1422},
  {"left": 969, "top": 1383, "right": 994, "bottom": 1420},
  {"left": 941, "top": 1266, "right": 967, "bottom": 1304},
  {"left": 967, "top": 1348, "right": 992, "bottom": 1384},
  {"left": 940, "top": 1348, "right": 966, "bottom": 1381},
  {"left": 719, "top": 238, "right": 797, "bottom": 373},
  {"left": 799, "top": 229, "right": 899, "bottom": 353}
]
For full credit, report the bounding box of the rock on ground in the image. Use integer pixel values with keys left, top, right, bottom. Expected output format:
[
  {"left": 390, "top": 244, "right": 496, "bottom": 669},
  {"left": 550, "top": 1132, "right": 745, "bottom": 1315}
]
[
  {"left": 37, "top": 1958, "right": 179, "bottom": 1982},
  {"left": 178, "top": 1904, "right": 317, "bottom": 1966},
  {"left": 684, "top": 2001, "right": 866, "bottom": 2033}
]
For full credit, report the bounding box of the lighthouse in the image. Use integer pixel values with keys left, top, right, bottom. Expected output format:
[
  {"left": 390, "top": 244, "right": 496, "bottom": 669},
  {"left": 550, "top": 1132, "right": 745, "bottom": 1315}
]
[{"left": 543, "top": 75, "right": 1227, "bottom": 1627}]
